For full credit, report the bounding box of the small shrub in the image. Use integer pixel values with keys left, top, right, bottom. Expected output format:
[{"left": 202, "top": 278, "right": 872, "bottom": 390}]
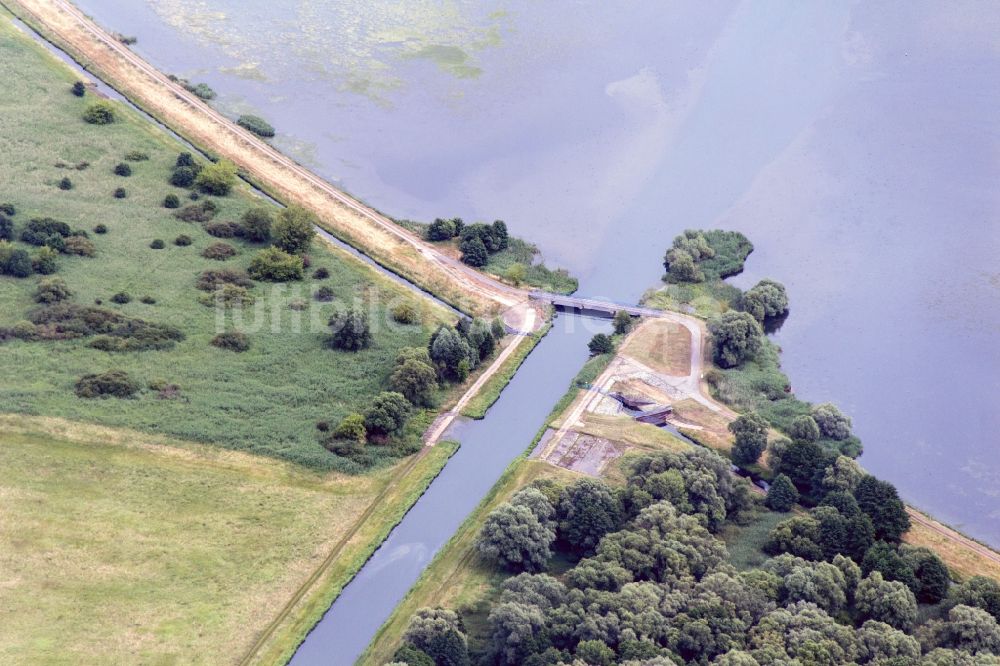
[
  {"left": 170, "top": 166, "right": 196, "bottom": 188},
  {"left": 82, "top": 100, "right": 116, "bottom": 125},
  {"left": 75, "top": 161, "right": 90, "bottom": 171},
  {"left": 315, "top": 421, "right": 330, "bottom": 432},
  {"left": 32, "top": 247, "right": 59, "bottom": 275},
  {"left": 0, "top": 203, "right": 15, "bottom": 216},
  {"left": 248, "top": 247, "right": 303, "bottom": 282},
  {"left": 35, "top": 277, "right": 72, "bottom": 303},
  {"left": 314, "top": 286, "right": 335, "bottom": 302},
  {"left": 63, "top": 236, "right": 96, "bottom": 257},
  {"left": 124, "top": 150, "right": 149, "bottom": 161},
  {"left": 189, "top": 191, "right": 200, "bottom": 200},
  {"left": 204, "top": 221, "right": 241, "bottom": 238},
  {"left": 202, "top": 242, "right": 237, "bottom": 260},
  {"left": 196, "top": 268, "right": 253, "bottom": 291},
  {"left": 114, "top": 163, "right": 132, "bottom": 177},
  {"left": 163, "top": 194, "right": 180, "bottom": 209},
  {"left": 1, "top": 247, "right": 33, "bottom": 277},
  {"left": 93, "top": 224, "right": 108, "bottom": 234},
  {"left": 140, "top": 295, "right": 156, "bottom": 304},
  {"left": 198, "top": 284, "right": 254, "bottom": 308},
  {"left": 113, "top": 187, "right": 127, "bottom": 199},
  {"left": 237, "top": 114, "right": 275, "bottom": 138},
  {"left": 288, "top": 297, "right": 307, "bottom": 311},
  {"left": 71, "top": 81, "right": 86, "bottom": 97},
  {"left": 12, "top": 320, "right": 37, "bottom": 340},
  {"left": 313, "top": 267, "right": 329, "bottom": 279},
  {"left": 210, "top": 331, "right": 250, "bottom": 352},
  {"left": 174, "top": 234, "right": 192, "bottom": 246},
  {"left": 176, "top": 152, "right": 196, "bottom": 168},
  {"left": 0, "top": 215, "right": 12, "bottom": 242},
  {"left": 58, "top": 177, "right": 73, "bottom": 191},
  {"left": 391, "top": 302, "right": 418, "bottom": 324},
  {"left": 240, "top": 208, "right": 273, "bottom": 243},
  {"left": 184, "top": 82, "right": 216, "bottom": 100},
  {"left": 75, "top": 369, "right": 139, "bottom": 399},
  {"left": 111, "top": 291, "right": 131, "bottom": 304},
  {"left": 149, "top": 239, "right": 166, "bottom": 249},
  {"left": 174, "top": 201, "right": 217, "bottom": 223},
  {"left": 331, "top": 413, "right": 367, "bottom": 443}
]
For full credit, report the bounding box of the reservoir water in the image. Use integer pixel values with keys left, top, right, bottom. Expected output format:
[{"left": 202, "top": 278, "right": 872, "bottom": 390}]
[{"left": 56, "top": 0, "right": 1000, "bottom": 659}]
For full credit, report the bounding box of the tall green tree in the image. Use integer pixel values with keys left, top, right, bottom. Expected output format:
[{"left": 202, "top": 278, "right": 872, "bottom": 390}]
[
  {"left": 459, "top": 235, "right": 488, "bottom": 267},
  {"left": 855, "top": 475, "right": 910, "bottom": 542},
  {"left": 856, "top": 571, "right": 918, "bottom": 631},
  {"left": 588, "top": 333, "right": 614, "bottom": 355},
  {"left": 402, "top": 608, "right": 470, "bottom": 666},
  {"left": 195, "top": 159, "right": 238, "bottom": 195},
  {"left": 272, "top": 205, "right": 316, "bottom": 254},
  {"left": 477, "top": 503, "right": 555, "bottom": 572},
  {"left": 766, "top": 474, "right": 798, "bottom": 512},
  {"left": 708, "top": 311, "right": 763, "bottom": 368},
  {"left": 729, "top": 411, "right": 768, "bottom": 466},
  {"left": 328, "top": 307, "right": 372, "bottom": 351},
  {"left": 556, "top": 479, "right": 622, "bottom": 554},
  {"left": 364, "top": 391, "right": 411, "bottom": 436},
  {"left": 389, "top": 358, "right": 438, "bottom": 407},
  {"left": 612, "top": 310, "right": 634, "bottom": 335}
]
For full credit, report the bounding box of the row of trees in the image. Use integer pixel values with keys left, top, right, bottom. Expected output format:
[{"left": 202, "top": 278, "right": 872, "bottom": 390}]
[
  {"left": 324, "top": 317, "right": 505, "bottom": 456},
  {"left": 397, "top": 446, "right": 1000, "bottom": 665}
]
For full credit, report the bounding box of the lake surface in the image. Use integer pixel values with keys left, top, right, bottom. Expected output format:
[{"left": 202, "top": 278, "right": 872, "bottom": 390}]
[{"left": 69, "top": 0, "right": 1000, "bottom": 642}]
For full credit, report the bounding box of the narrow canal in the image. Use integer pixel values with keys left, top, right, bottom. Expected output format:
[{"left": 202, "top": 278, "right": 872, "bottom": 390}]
[{"left": 290, "top": 314, "right": 611, "bottom": 666}]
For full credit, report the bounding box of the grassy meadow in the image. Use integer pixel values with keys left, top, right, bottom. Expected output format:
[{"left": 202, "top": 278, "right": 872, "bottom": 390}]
[
  {"left": 0, "top": 415, "right": 456, "bottom": 665},
  {"left": 0, "top": 16, "right": 450, "bottom": 471}
]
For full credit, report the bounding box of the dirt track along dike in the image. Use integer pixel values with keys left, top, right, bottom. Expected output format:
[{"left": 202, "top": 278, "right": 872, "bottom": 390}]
[{"left": 4, "top": 0, "right": 525, "bottom": 315}]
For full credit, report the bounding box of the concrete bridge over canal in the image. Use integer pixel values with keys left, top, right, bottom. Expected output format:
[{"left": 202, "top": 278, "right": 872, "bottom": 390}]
[{"left": 529, "top": 290, "right": 665, "bottom": 318}]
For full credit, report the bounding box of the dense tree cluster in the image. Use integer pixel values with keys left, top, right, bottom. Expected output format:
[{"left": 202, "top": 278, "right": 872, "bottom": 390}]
[
  {"left": 428, "top": 318, "right": 504, "bottom": 381},
  {"left": 397, "top": 439, "right": 986, "bottom": 666},
  {"left": 426, "top": 219, "right": 510, "bottom": 267},
  {"left": 662, "top": 229, "right": 753, "bottom": 283},
  {"left": 663, "top": 229, "right": 715, "bottom": 282},
  {"left": 459, "top": 221, "right": 509, "bottom": 267}
]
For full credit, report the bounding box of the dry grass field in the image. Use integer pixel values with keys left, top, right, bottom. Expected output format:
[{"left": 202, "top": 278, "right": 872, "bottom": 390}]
[{"left": 620, "top": 318, "right": 692, "bottom": 376}]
